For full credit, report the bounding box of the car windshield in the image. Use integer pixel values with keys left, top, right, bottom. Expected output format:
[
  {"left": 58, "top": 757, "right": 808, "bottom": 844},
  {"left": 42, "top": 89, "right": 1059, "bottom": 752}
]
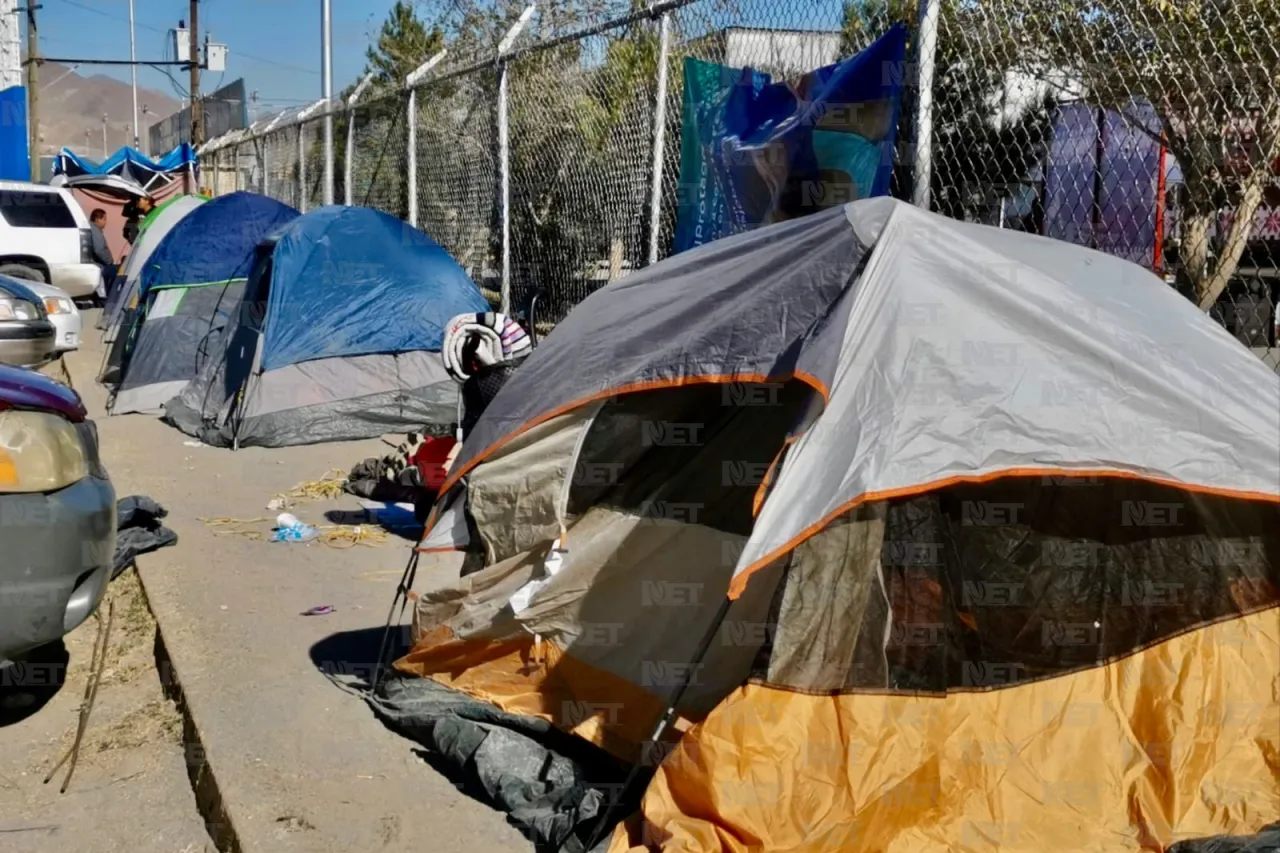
[{"left": 0, "top": 190, "right": 77, "bottom": 228}]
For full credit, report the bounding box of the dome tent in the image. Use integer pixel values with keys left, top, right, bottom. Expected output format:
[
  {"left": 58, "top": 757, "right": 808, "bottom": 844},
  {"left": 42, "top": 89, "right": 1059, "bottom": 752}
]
[
  {"left": 373, "top": 198, "right": 1280, "bottom": 852},
  {"left": 99, "top": 193, "right": 208, "bottom": 343},
  {"left": 164, "top": 205, "right": 490, "bottom": 448},
  {"left": 106, "top": 191, "right": 300, "bottom": 415}
]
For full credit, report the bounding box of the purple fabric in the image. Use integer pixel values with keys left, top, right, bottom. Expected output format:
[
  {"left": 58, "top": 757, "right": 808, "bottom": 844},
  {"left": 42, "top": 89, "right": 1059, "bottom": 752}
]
[{"left": 1096, "top": 101, "right": 1162, "bottom": 265}]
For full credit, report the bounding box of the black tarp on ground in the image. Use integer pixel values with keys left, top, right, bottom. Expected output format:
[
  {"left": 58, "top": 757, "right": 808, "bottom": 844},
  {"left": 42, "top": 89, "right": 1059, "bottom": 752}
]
[{"left": 366, "top": 676, "right": 639, "bottom": 853}]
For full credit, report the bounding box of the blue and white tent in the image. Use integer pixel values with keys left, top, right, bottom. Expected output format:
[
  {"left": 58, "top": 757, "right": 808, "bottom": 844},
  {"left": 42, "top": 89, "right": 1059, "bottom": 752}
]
[
  {"left": 165, "top": 205, "right": 490, "bottom": 448},
  {"left": 108, "top": 192, "right": 301, "bottom": 415},
  {"left": 54, "top": 144, "right": 197, "bottom": 190}
]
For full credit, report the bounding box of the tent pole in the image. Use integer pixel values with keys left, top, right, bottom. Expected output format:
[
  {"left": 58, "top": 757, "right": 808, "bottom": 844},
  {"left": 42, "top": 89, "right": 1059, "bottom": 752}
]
[{"left": 583, "top": 595, "right": 734, "bottom": 850}]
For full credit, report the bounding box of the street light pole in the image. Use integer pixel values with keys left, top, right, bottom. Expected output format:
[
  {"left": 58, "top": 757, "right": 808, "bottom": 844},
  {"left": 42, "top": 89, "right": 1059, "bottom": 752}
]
[
  {"left": 128, "top": 0, "right": 138, "bottom": 149},
  {"left": 321, "top": 0, "right": 333, "bottom": 205},
  {"left": 101, "top": 113, "right": 107, "bottom": 158}
]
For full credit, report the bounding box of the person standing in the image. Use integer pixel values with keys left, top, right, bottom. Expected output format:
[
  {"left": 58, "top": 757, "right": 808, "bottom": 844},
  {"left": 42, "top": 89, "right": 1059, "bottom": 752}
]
[
  {"left": 121, "top": 194, "right": 155, "bottom": 246},
  {"left": 89, "top": 208, "right": 116, "bottom": 303}
]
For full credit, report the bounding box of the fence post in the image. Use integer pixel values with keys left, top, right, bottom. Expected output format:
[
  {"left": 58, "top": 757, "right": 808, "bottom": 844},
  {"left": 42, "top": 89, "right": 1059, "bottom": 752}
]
[
  {"left": 497, "top": 64, "right": 511, "bottom": 313},
  {"left": 912, "top": 0, "right": 940, "bottom": 210},
  {"left": 346, "top": 73, "right": 374, "bottom": 208},
  {"left": 407, "top": 90, "right": 418, "bottom": 225},
  {"left": 296, "top": 100, "right": 329, "bottom": 212},
  {"left": 496, "top": 5, "right": 537, "bottom": 316},
  {"left": 298, "top": 122, "right": 307, "bottom": 212},
  {"left": 344, "top": 111, "right": 354, "bottom": 206},
  {"left": 646, "top": 8, "right": 672, "bottom": 266},
  {"left": 407, "top": 52, "right": 449, "bottom": 229}
]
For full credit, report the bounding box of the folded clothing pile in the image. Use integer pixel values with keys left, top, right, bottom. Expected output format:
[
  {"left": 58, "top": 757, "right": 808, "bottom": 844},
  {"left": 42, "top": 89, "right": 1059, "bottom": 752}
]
[{"left": 113, "top": 495, "right": 179, "bottom": 579}]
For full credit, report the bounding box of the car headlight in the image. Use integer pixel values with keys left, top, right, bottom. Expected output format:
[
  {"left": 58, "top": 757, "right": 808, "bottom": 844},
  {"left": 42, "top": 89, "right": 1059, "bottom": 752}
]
[
  {"left": 0, "top": 410, "right": 89, "bottom": 493},
  {"left": 42, "top": 296, "right": 74, "bottom": 316},
  {"left": 0, "top": 296, "right": 41, "bottom": 321}
]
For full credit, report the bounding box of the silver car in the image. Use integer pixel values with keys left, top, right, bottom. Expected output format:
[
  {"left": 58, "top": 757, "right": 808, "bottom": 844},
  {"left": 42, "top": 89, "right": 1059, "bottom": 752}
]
[
  {"left": 0, "top": 277, "right": 55, "bottom": 368},
  {"left": 16, "top": 279, "right": 82, "bottom": 353}
]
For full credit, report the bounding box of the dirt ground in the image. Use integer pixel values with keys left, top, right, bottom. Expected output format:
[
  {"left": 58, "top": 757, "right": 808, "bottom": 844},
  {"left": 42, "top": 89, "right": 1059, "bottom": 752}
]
[{"left": 0, "top": 567, "right": 213, "bottom": 852}]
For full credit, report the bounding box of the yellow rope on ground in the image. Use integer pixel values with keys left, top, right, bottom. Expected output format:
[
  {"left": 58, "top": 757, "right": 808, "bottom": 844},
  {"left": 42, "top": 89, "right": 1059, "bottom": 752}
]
[
  {"left": 318, "top": 524, "right": 389, "bottom": 549},
  {"left": 201, "top": 516, "right": 270, "bottom": 540},
  {"left": 273, "top": 469, "right": 349, "bottom": 504},
  {"left": 200, "top": 516, "right": 390, "bottom": 548}
]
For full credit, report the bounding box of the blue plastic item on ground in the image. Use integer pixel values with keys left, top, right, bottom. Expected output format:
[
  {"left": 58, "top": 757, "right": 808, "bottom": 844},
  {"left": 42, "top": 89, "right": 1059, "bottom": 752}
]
[{"left": 271, "top": 513, "right": 318, "bottom": 543}]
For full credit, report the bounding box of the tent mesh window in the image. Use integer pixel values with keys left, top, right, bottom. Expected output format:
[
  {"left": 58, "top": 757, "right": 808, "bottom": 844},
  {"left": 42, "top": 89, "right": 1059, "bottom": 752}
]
[
  {"left": 566, "top": 381, "right": 814, "bottom": 537},
  {"left": 754, "top": 478, "right": 1280, "bottom": 694}
]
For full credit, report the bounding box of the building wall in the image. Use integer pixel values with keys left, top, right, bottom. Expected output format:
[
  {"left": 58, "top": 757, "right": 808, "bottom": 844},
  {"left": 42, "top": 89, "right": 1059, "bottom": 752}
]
[{"left": 722, "top": 29, "right": 842, "bottom": 76}]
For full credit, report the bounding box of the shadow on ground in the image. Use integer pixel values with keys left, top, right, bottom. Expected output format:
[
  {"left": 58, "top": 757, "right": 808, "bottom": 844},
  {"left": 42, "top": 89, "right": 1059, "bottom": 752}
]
[
  {"left": 309, "top": 626, "right": 408, "bottom": 687},
  {"left": 0, "top": 640, "right": 70, "bottom": 727}
]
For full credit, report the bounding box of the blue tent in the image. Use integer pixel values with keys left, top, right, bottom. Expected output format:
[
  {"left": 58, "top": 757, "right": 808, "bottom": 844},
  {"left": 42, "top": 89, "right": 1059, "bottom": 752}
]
[
  {"left": 164, "top": 205, "right": 492, "bottom": 448},
  {"left": 262, "top": 205, "right": 489, "bottom": 371},
  {"left": 140, "top": 192, "right": 301, "bottom": 296},
  {"left": 55, "top": 144, "right": 197, "bottom": 180},
  {"left": 108, "top": 192, "right": 301, "bottom": 416}
]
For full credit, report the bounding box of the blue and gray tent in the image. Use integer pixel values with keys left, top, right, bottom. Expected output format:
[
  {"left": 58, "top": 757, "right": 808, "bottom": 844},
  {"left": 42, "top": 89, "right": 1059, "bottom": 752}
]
[
  {"left": 164, "top": 205, "right": 490, "bottom": 448},
  {"left": 100, "top": 194, "right": 207, "bottom": 342},
  {"left": 108, "top": 192, "right": 301, "bottom": 415}
]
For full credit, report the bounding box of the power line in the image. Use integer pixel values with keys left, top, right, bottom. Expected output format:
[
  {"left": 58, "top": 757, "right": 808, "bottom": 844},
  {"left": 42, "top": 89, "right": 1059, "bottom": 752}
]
[{"left": 48, "top": 0, "right": 321, "bottom": 76}]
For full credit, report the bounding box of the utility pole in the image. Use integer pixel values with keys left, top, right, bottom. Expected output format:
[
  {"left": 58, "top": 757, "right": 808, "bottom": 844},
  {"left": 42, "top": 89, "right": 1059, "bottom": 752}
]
[
  {"left": 25, "top": 2, "right": 38, "bottom": 181},
  {"left": 321, "top": 0, "right": 333, "bottom": 205},
  {"left": 128, "top": 0, "right": 138, "bottom": 149},
  {"left": 188, "top": 0, "right": 200, "bottom": 147},
  {"left": 101, "top": 113, "right": 107, "bottom": 158}
]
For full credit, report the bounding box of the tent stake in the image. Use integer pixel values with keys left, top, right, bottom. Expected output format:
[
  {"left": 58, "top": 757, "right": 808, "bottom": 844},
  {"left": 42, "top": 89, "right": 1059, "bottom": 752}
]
[{"left": 584, "top": 595, "right": 733, "bottom": 850}]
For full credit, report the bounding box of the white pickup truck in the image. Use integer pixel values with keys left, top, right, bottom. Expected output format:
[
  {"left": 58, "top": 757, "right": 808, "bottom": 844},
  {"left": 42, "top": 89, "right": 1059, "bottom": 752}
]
[{"left": 0, "top": 181, "right": 104, "bottom": 299}]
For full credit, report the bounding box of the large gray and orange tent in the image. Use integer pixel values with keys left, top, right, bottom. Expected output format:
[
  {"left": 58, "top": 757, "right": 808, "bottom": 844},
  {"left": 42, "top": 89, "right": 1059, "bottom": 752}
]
[{"left": 375, "top": 198, "right": 1280, "bottom": 853}]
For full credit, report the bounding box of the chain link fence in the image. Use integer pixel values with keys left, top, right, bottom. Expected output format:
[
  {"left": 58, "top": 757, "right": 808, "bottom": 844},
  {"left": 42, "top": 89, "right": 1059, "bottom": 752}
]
[{"left": 197, "top": 0, "right": 1280, "bottom": 367}]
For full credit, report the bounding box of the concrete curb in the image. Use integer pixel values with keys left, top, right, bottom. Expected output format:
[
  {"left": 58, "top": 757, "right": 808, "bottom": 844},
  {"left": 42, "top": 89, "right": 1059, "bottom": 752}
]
[{"left": 146, "top": 578, "right": 244, "bottom": 853}]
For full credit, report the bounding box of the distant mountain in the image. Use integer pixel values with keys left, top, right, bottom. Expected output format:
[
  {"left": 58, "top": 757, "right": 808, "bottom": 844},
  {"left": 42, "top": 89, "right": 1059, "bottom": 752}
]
[{"left": 28, "top": 60, "right": 183, "bottom": 158}]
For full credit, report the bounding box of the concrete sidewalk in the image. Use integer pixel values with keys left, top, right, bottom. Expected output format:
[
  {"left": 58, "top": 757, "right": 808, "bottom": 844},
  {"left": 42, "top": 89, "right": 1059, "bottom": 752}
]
[{"left": 67, "top": 324, "right": 528, "bottom": 853}]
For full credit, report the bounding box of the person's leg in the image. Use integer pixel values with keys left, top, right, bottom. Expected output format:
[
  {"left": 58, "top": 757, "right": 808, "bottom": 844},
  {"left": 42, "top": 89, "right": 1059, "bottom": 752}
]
[{"left": 97, "top": 265, "right": 116, "bottom": 305}]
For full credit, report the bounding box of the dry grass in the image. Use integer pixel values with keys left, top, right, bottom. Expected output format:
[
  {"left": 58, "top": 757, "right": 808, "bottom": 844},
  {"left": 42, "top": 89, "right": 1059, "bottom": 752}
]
[
  {"left": 92, "top": 699, "right": 183, "bottom": 753},
  {"left": 43, "top": 569, "right": 182, "bottom": 769}
]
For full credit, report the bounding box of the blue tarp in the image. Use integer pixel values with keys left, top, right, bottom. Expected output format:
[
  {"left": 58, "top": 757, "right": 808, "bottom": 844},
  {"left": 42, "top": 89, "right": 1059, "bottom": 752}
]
[
  {"left": 0, "top": 86, "right": 29, "bottom": 181},
  {"left": 55, "top": 144, "right": 197, "bottom": 178},
  {"left": 140, "top": 192, "right": 300, "bottom": 295},
  {"left": 261, "top": 206, "right": 489, "bottom": 371},
  {"left": 672, "top": 25, "right": 908, "bottom": 254}
]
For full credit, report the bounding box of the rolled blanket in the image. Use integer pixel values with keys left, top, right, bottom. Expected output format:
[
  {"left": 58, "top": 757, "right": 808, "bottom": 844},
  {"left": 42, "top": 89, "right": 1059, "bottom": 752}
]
[{"left": 442, "top": 312, "right": 532, "bottom": 384}]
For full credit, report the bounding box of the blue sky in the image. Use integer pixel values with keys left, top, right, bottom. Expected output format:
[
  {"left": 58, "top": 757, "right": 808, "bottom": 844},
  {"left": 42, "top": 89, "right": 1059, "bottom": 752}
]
[{"left": 32, "top": 0, "right": 400, "bottom": 120}]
